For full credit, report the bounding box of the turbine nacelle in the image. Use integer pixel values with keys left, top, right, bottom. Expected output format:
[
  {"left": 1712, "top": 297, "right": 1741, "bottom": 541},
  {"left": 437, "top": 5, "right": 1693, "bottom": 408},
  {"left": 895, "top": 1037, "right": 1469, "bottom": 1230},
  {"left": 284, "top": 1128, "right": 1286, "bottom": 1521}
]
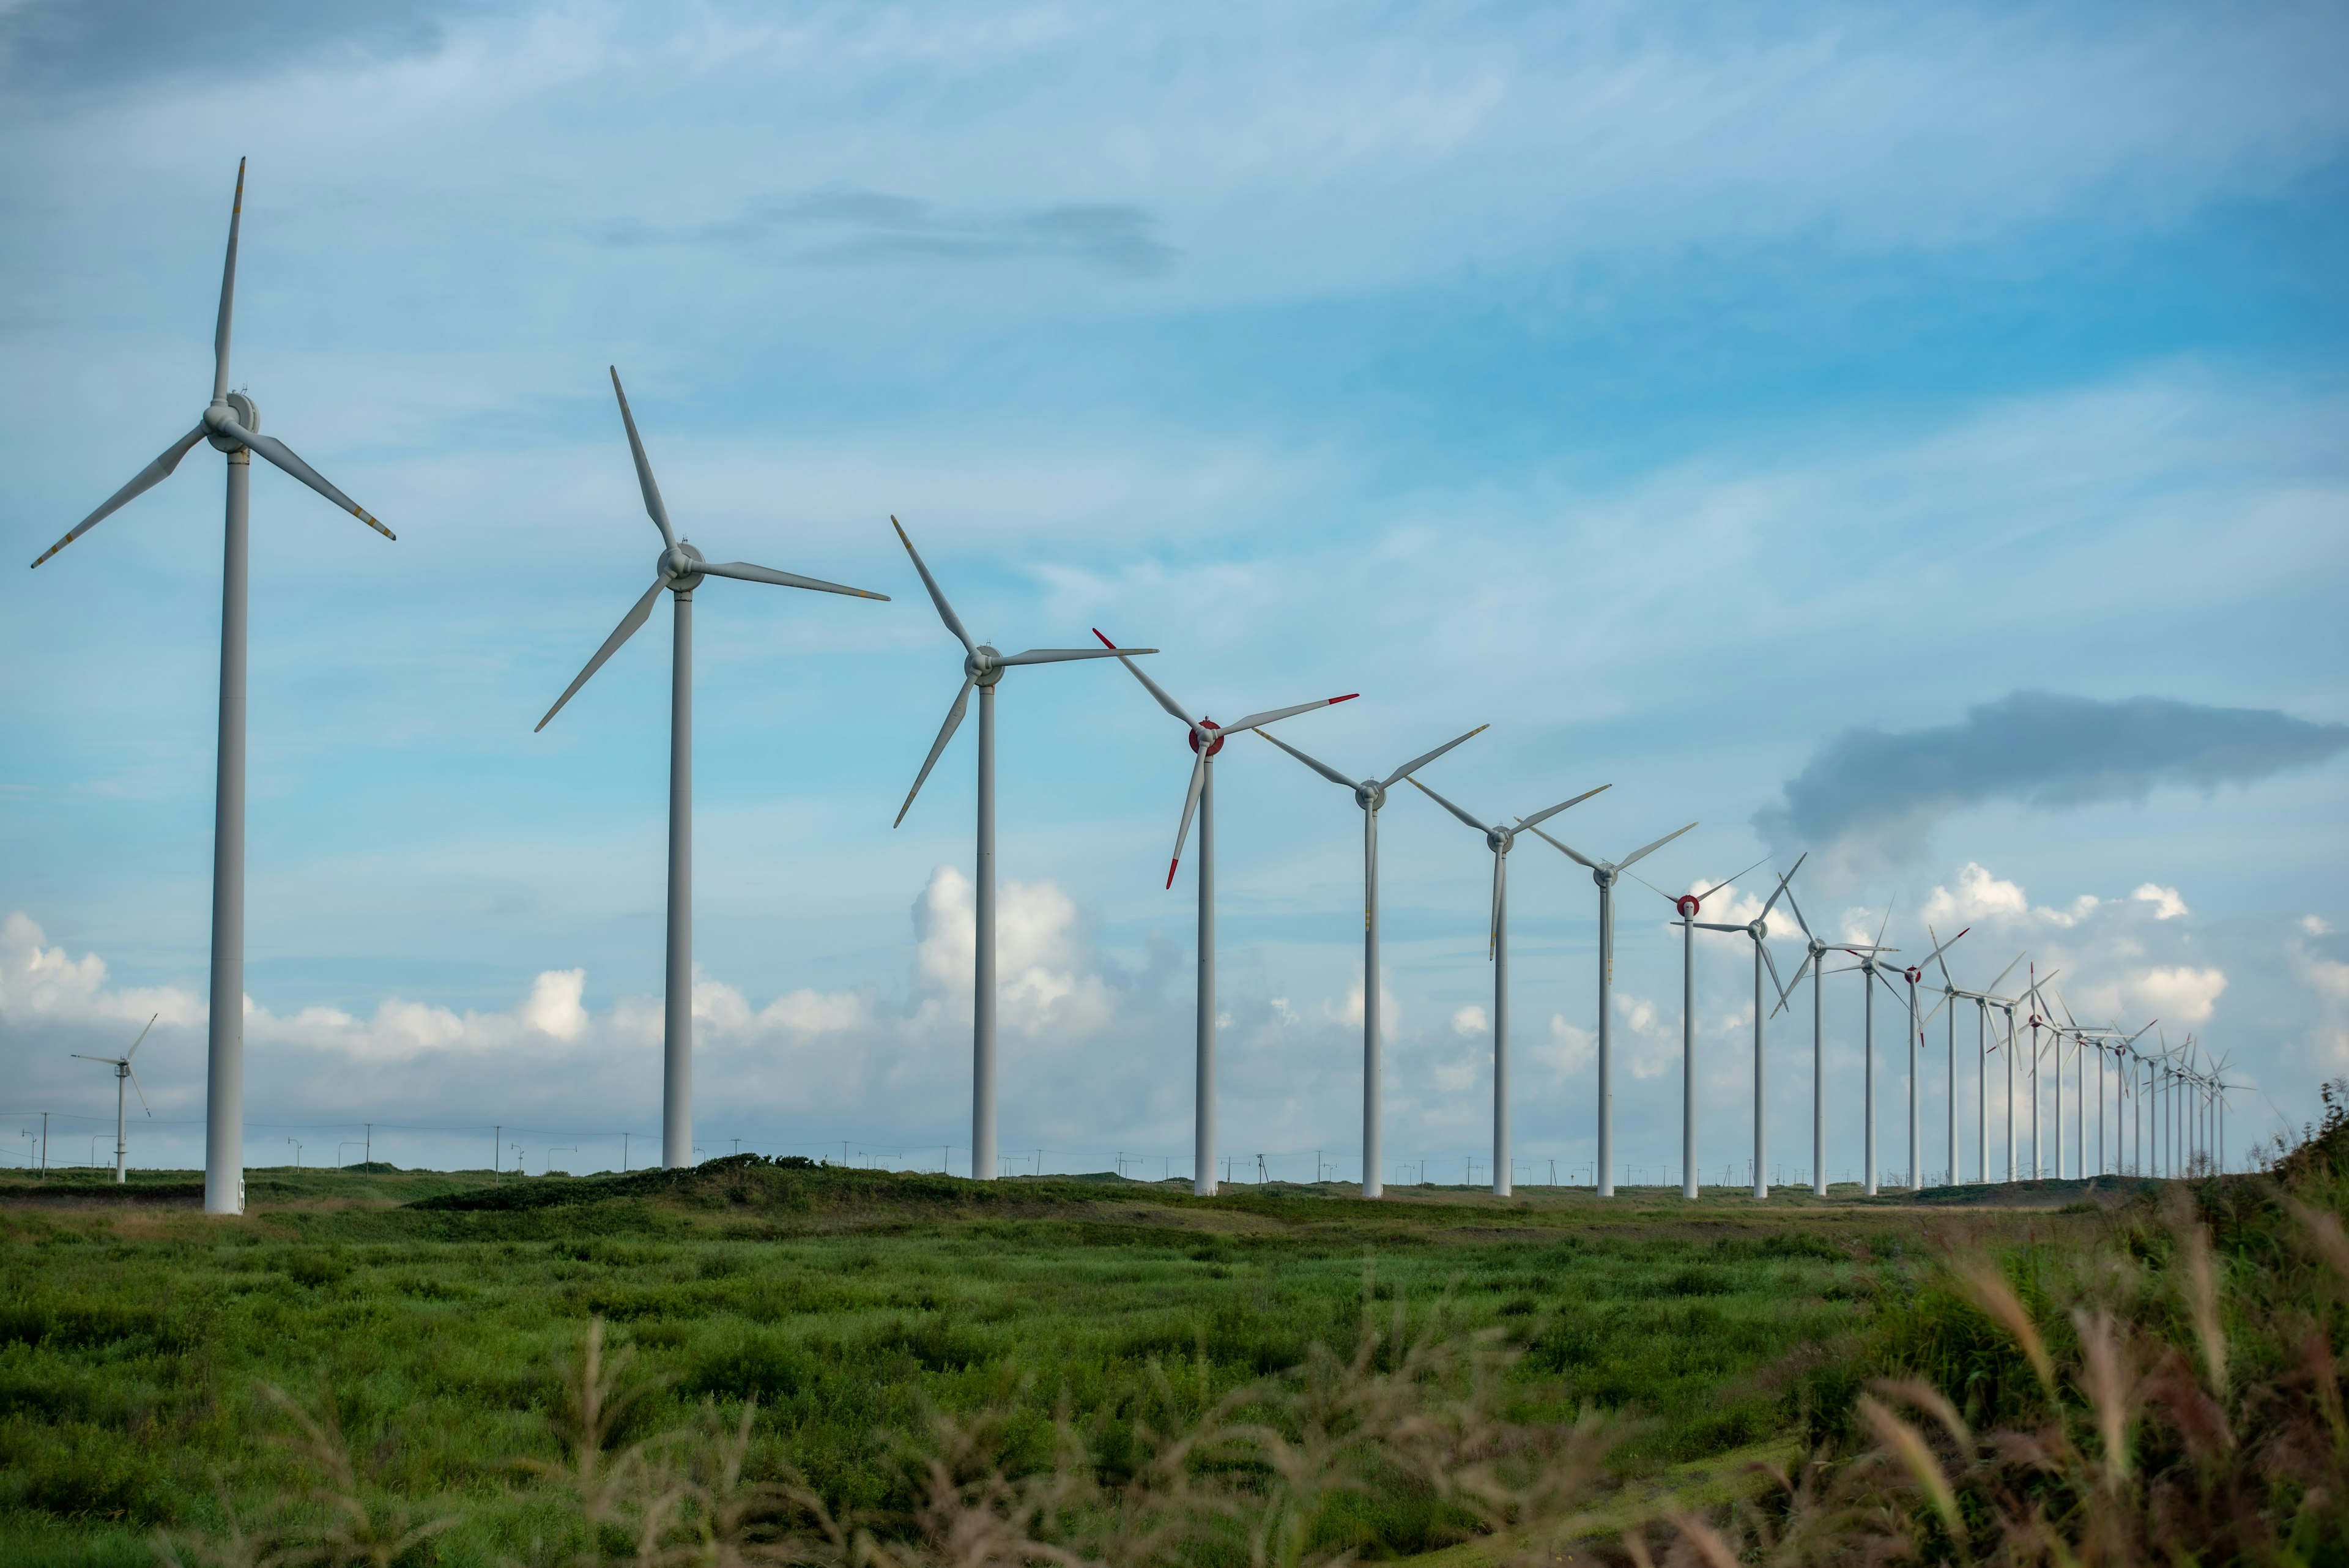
[
  {"left": 1354, "top": 779, "right": 1385, "bottom": 811},
  {"left": 659, "top": 541, "right": 707, "bottom": 590}
]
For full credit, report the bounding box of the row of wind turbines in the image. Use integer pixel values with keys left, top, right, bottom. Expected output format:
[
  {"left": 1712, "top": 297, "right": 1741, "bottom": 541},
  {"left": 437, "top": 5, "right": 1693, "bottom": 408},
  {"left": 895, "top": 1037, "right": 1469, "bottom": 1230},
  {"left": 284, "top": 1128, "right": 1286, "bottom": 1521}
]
[{"left": 37, "top": 163, "right": 2240, "bottom": 1210}]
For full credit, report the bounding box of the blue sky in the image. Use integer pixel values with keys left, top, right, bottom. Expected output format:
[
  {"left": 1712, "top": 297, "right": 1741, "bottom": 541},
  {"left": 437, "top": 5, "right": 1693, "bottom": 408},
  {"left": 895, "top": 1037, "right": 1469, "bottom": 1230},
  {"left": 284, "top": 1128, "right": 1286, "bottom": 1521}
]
[{"left": 2, "top": 0, "right": 2346, "bottom": 1183}]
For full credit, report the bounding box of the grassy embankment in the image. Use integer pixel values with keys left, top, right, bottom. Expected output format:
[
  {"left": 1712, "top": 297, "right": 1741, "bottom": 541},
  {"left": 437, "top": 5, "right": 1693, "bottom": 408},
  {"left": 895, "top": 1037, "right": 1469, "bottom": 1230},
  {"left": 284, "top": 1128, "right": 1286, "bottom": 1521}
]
[{"left": 0, "top": 1159, "right": 2113, "bottom": 1566}]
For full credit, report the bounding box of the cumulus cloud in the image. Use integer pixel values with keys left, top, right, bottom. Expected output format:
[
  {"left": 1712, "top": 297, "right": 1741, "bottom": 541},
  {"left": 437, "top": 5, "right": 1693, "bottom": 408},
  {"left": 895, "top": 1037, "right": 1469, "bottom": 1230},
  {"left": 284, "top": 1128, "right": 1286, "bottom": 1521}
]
[
  {"left": 2133, "top": 884, "right": 2191, "bottom": 920},
  {"left": 1451, "top": 1004, "right": 1488, "bottom": 1036},
  {"left": 2306, "top": 915, "right": 2335, "bottom": 937},
  {"left": 1754, "top": 691, "right": 2349, "bottom": 868}
]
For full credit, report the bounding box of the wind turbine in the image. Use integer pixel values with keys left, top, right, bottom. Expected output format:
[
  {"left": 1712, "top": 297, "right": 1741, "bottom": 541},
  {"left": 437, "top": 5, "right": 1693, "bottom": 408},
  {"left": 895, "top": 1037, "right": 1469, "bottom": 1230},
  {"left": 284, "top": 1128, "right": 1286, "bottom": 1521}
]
[
  {"left": 535, "top": 370, "right": 889, "bottom": 1169},
  {"left": 1518, "top": 819, "right": 1699, "bottom": 1198},
  {"left": 1409, "top": 775, "right": 1611, "bottom": 1197},
  {"left": 1091, "top": 630, "right": 1356, "bottom": 1196},
  {"left": 889, "top": 522, "right": 1148, "bottom": 1182},
  {"left": 1634, "top": 855, "right": 1766, "bottom": 1200},
  {"left": 1768, "top": 865, "right": 1868, "bottom": 1197},
  {"left": 1923, "top": 948, "right": 2023, "bottom": 1183},
  {"left": 1822, "top": 903, "right": 1902, "bottom": 1195},
  {"left": 1885, "top": 926, "right": 1967, "bottom": 1189},
  {"left": 1258, "top": 723, "right": 1489, "bottom": 1197},
  {"left": 73, "top": 1015, "right": 157, "bottom": 1184},
  {"left": 1693, "top": 858, "right": 1801, "bottom": 1199},
  {"left": 2021, "top": 967, "right": 2060, "bottom": 1179},
  {"left": 34, "top": 162, "right": 393, "bottom": 1216}
]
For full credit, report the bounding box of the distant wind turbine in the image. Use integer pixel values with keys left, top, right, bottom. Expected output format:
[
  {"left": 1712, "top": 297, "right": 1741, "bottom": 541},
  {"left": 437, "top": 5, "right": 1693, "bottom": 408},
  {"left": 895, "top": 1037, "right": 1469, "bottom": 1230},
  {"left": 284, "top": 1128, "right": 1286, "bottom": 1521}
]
[
  {"left": 1258, "top": 724, "right": 1488, "bottom": 1197},
  {"left": 33, "top": 162, "right": 393, "bottom": 1216},
  {"left": 1694, "top": 858, "right": 1802, "bottom": 1199},
  {"left": 73, "top": 1015, "right": 158, "bottom": 1184},
  {"left": 1091, "top": 630, "right": 1354, "bottom": 1195},
  {"left": 1768, "top": 864, "right": 1858, "bottom": 1197},
  {"left": 535, "top": 370, "right": 889, "bottom": 1169},
  {"left": 889, "top": 521, "right": 1149, "bottom": 1182},
  {"left": 1518, "top": 819, "right": 1698, "bottom": 1198},
  {"left": 1889, "top": 926, "right": 1967, "bottom": 1189},
  {"left": 1409, "top": 775, "right": 1611, "bottom": 1196},
  {"left": 1635, "top": 855, "right": 1765, "bottom": 1200}
]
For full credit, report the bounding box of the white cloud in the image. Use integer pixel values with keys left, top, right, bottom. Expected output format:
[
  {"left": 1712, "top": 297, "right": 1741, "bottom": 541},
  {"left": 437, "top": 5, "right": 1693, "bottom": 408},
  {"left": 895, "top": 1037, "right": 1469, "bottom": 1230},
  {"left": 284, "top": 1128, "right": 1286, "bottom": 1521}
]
[
  {"left": 2132, "top": 883, "right": 2189, "bottom": 920},
  {"left": 2305, "top": 915, "right": 2335, "bottom": 937},
  {"left": 2123, "top": 966, "right": 2225, "bottom": 1025},
  {"left": 1450, "top": 1004, "right": 1487, "bottom": 1036}
]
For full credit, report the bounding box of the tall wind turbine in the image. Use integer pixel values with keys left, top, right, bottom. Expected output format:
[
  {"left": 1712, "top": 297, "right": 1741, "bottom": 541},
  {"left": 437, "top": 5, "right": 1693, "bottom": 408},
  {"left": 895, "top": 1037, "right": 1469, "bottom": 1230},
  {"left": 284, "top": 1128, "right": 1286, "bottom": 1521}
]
[
  {"left": 1924, "top": 949, "right": 2023, "bottom": 1183},
  {"left": 1830, "top": 904, "right": 1902, "bottom": 1195},
  {"left": 2021, "top": 967, "right": 2059, "bottom": 1178},
  {"left": 73, "top": 1015, "right": 158, "bottom": 1184},
  {"left": 1258, "top": 724, "right": 1488, "bottom": 1197},
  {"left": 1635, "top": 855, "right": 1765, "bottom": 1199},
  {"left": 1518, "top": 819, "right": 1698, "bottom": 1198},
  {"left": 1694, "top": 858, "right": 1801, "bottom": 1198},
  {"left": 1091, "top": 630, "right": 1355, "bottom": 1195},
  {"left": 889, "top": 522, "right": 1148, "bottom": 1181},
  {"left": 1768, "top": 864, "right": 1868, "bottom": 1197},
  {"left": 34, "top": 162, "right": 393, "bottom": 1216},
  {"left": 1409, "top": 776, "right": 1611, "bottom": 1196},
  {"left": 535, "top": 370, "right": 889, "bottom": 1169},
  {"left": 1890, "top": 927, "right": 1967, "bottom": 1189}
]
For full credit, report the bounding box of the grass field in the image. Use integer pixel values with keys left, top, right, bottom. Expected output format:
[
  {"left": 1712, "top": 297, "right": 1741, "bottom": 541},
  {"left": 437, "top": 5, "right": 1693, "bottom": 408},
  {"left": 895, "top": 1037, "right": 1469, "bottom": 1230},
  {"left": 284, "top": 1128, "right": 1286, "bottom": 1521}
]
[{"left": 0, "top": 1159, "right": 2120, "bottom": 1566}]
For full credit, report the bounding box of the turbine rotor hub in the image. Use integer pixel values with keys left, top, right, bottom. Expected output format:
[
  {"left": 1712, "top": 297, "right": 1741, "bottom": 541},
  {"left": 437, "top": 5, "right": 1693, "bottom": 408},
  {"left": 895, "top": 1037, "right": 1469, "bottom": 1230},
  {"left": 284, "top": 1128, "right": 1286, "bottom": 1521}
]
[
  {"left": 1354, "top": 781, "right": 1382, "bottom": 811},
  {"left": 1675, "top": 893, "right": 1701, "bottom": 918},
  {"left": 1488, "top": 827, "right": 1510, "bottom": 854},
  {"left": 1188, "top": 718, "right": 1225, "bottom": 757},
  {"left": 204, "top": 391, "right": 259, "bottom": 452},
  {"left": 967, "top": 644, "right": 1005, "bottom": 685},
  {"left": 659, "top": 541, "right": 706, "bottom": 590}
]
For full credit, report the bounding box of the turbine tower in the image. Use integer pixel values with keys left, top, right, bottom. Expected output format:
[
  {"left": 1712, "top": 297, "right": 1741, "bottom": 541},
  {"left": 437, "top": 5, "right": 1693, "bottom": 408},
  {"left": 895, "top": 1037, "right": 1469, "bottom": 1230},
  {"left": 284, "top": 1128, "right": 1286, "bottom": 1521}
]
[
  {"left": 889, "top": 522, "right": 1148, "bottom": 1181},
  {"left": 1636, "top": 855, "right": 1765, "bottom": 1199},
  {"left": 1694, "top": 859, "right": 1800, "bottom": 1199},
  {"left": 1258, "top": 724, "right": 1488, "bottom": 1197},
  {"left": 1409, "top": 776, "right": 1611, "bottom": 1197},
  {"left": 34, "top": 162, "right": 393, "bottom": 1216},
  {"left": 1827, "top": 904, "right": 1901, "bottom": 1195},
  {"left": 72, "top": 1015, "right": 158, "bottom": 1184},
  {"left": 1923, "top": 951, "right": 2023, "bottom": 1183},
  {"left": 1518, "top": 819, "right": 1698, "bottom": 1198},
  {"left": 535, "top": 370, "right": 889, "bottom": 1169},
  {"left": 1091, "top": 631, "right": 1354, "bottom": 1196}
]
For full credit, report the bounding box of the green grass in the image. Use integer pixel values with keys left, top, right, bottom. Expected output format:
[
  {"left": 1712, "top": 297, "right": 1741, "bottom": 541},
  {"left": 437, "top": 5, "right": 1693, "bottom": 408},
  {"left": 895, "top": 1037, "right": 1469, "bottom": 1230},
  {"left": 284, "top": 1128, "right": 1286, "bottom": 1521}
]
[{"left": 0, "top": 1157, "right": 2082, "bottom": 1565}]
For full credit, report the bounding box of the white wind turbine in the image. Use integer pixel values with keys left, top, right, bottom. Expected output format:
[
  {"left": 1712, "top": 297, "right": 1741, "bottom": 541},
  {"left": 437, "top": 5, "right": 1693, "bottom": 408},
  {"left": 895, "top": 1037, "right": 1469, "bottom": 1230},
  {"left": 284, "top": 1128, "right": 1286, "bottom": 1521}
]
[
  {"left": 73, "top": 1015, "right": 158, "bottom": 1184},
  {"left": 2020, "top": 967, "right": 2060, "bottom": 1178},
  {"left": 1632, "top": 855, "right": 1766, "bottom": 1200},
  {"left": 1518, "top": 819, "right": 1698, "bottom": 1198},
  {"left": 1887, "top": 927, "right": 1967, "bottom": 1189},
  {"left": 1408, "top": 775, "right": 1612, "bottom": 1197},
  {"left": 1091, "top": 630, "right": 1356, "bottom": 1196},
  {"left": 34, "top": 162, "right": 393, "bottom": 1216},
  {"left": 535, "top": 370, "right": 889, "bottom": 1169},
  {"left": 1767, "top": 864, "right": 1871, "bottom": 1197},
  {"left": 1793, "top": 902, "right": 1901, "bottom": 1194},
  {"left": 1258, "top": 724, "right": 1489, "bottom": 1197},
  {"left": 1921, "top": 949, "right": 2024, "bottom": 1183},
  {"left": 889, "top": 522, "right": 1151, "bottom": 1182},
  {"left": 1693, "top": 859, "right": 1802, "bottom": 1199}
]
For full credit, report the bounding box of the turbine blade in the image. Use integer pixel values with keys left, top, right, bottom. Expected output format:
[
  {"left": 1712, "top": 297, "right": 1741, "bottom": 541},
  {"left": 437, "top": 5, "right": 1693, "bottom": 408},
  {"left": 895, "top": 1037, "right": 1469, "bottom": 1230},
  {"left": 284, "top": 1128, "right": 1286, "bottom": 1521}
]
[
  {"left": 1520, "top": 822, "right": 1597, "bottom": 869},
  {"left": 1694, "top": 921, "right": 1745, "bottom": 932},
  {"left": 1876, "top": 898, "right": 1894, "bottom": 948},
  {"left": 697, "top": 560, "right": 889, "bottom": 600},
  {"left": 127, "top": 1065, "right": 151, "bottom": 1117},
  {"left": 1406, "top": 775, "right": 1490, "bottom": 835},
  {"left": 1923, "top": 924, "right": 1969, "bottom": 967},
  {"left": 70, "top": 1054, "right": 125, "bottom": 1064},
  {"left": 225, "top": 425, "right": 394, "bottom": 540},
  {"left": 213, "top": 158, "right": 245, "bottom": 402},
  {"left": 32, "top": 425, "right": 209, "bottom": 567},
  {"left": 894, "top": 675, "right": 974, "bottom": 827},
  {"left": 1489, "top": 849, "right": 1504, "bottom": 960},
  {"left": 1256, "top": 729, "right": 1357, "bottom": 790},
  {"left": 1167, "top": 749, "right": 1208, "bottom": 887},
  {"left": 1617, "top": 822, "right": 1698, "bottom": 871},
  {"left": 1923, "top": 992, "right": 1951, "bottom": 1025},
  {"left": 610, "top": 368, "right": 676, "bottom": 549},
  {"left": 1781, "top": 885, "right": 1816, "bottom": 941},
  {"left": 995, "top": 646, "right": 1151, "bottom": 667},
  {"left": 1984, "top": 950, "right": 2025, "bottom": 996},
  {"left": 1759, "top": 852, "right": 1806, "bottom": 919},
  {"left": 1518, "top": 782, "right": 1611, "bottom": 833},
  {"left": 535, "top": 578, "right": 667, "bottom": 732},
  {"left": 124, "top": 1013, "right": 158, "bottom": 1063},
  {"left": 1775, "top": 950, "right": 1816, "bottom": 1013},
  {"left": 1382, "top": 723, "right": 1487, "bottom": 789},
  {"left": 1222, "top": 692, "right": 1359, "bottom": 735},
  {"left": 1759, "top": 939, "right": 1790, "bottom": 1008},
  {"left": 891, "top": 516, "right": 972, "bottom": 651},
  {"left": 1091, "top": 630, "right": 1196, "bottom": 726}
]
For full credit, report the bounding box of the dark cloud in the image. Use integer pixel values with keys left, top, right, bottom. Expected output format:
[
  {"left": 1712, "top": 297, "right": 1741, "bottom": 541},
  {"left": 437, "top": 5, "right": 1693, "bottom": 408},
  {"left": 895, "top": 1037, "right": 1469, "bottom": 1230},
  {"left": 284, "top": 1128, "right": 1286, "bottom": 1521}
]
[
  {"left": 1755, "top": 691, "right": 2349, "bottom": 863},
  {"left": 603, "top": 188, "right": 1176, "bottom": 277},
  {"left": 0, "top": 0, "right": 464, "bottom": 92}
]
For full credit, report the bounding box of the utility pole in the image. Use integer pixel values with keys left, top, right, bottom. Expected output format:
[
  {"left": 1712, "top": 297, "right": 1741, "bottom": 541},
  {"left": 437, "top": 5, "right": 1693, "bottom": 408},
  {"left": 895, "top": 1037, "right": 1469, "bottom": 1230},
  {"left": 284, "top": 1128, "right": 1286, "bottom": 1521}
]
[
  {"left": 363, "top": 1121, "right": 371, "bottom": 1166},
  {"left": 494, "top": 1125, "right": 500, "bottom": 1175}
]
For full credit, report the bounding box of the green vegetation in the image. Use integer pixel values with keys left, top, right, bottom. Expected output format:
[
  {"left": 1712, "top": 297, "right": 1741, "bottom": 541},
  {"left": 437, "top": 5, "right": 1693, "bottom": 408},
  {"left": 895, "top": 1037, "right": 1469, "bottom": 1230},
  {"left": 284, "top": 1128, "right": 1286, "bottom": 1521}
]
[{"left": 13, "top": 1150, "right": 2331, "bottom": 1566}]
